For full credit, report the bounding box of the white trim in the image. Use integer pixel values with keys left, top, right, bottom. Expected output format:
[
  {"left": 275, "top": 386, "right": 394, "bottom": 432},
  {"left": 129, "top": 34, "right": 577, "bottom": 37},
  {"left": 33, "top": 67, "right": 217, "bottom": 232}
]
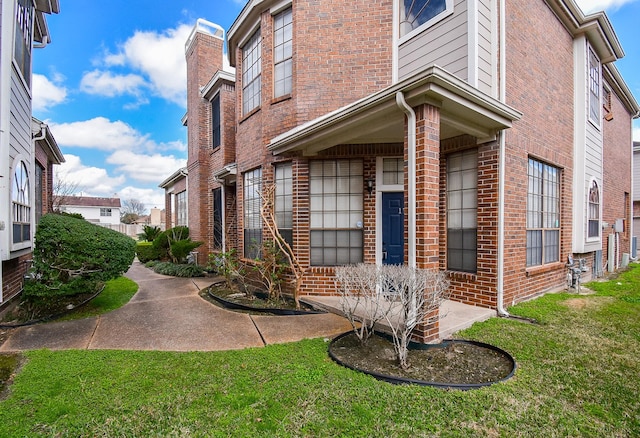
[
  {"left": 270, "top": 0, "right": 292, "bottom": 15},
  {"left": 586, "top": 176, "right": 601, "bottom": 242},
  {"left": 375, "top": 156, "right": 404, "bottom": 265},
  {"left": 573, "top": 36, "right": 588, "bottom": 253},
  {"left": 467, "top": 0, "right": 479, "bottom": 88},
  {"left": 398, "top": 0, "right": 454, "bottom": 45},
  {"left": 392, "top": 0, "right": 399, "bottom": 83},
  {"left": 9, "top": 155, "right": 33, "bottom": 252},
  {"left": 587, "top": 44, "right": 602, "bottom": 130}
]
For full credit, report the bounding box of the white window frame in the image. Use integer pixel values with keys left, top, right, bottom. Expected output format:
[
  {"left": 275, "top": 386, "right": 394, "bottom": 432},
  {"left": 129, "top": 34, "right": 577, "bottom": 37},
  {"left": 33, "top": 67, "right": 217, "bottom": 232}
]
[
  {"left": 446, "top": 150, "right": 478, "bottom": 273},
  {"left": 13, "top": 0, "right": 34, "bottom": 88},
  {"left": 243, "top": 168, "right": 263, "bottom": 259},
  {"left": 11, "top": 157, "right": 32, "bottom": 250},
  {"left": 310, "top": 159, "right": 364, "bottom": 266},
  {"left": 273, "top": 7, "right": 293, "bottom": 98},
  {"left": 588, "top": 46, "right": 601, "bottom": 127},
  {"left": 399, "top": 0, "right": 454, "bottom": 43},
  {"left": 587, "top": 179, "right": 600, "bottom": 240},
  {"left": 274, "top": 163, "right": 293, "bottom": 247},
  {"left": 100, "top": 208, "right": 112, "bottom": 217},
  {"left": 526, "top": 158, "right": 561, "bottom": 267},
  {"left": 242, "top": 29, "right": 262, "bottom": 115},
  {"left": 176, "top": 191, "right": 187, "bottom": 226}
]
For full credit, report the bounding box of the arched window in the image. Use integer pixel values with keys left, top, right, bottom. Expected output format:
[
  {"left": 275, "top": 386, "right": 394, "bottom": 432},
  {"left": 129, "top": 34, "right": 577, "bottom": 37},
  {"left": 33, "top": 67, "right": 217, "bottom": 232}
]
[
  {"left": 12, "top": 160, "right": 31, "bottom": 244},
  {"left": 588, "top": 180, "right": 600, "bottom": 238},
  {"left": 400, "top": 0, "right": 453, "bottom": 37}
]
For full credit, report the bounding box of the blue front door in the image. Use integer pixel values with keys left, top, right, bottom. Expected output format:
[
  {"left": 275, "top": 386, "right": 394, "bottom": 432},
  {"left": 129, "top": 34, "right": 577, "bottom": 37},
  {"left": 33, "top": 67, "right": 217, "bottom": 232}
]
[{"left": 382, "top": 192, "right": 404, "bottom": 265}]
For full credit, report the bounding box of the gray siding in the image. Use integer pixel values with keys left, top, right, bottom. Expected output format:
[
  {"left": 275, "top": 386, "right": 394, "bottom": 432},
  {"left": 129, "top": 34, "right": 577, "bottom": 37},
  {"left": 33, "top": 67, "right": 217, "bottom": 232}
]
[
  {"left": 633, "top": 149, "right": 640, "bottom": 201},
  {"left": 477, "top": 0, "right": 495, "bottom": 96},
  {"left": 398, "top": 0, "right": 469, "bottom": 82},
  {"left": 9, "top": 70, "right": 32, "bottom": 166}
]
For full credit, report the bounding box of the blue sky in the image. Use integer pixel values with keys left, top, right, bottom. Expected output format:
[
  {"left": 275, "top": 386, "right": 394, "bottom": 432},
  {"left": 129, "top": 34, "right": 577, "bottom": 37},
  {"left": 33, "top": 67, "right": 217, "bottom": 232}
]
[{"left": 32, "top": 0, "right": 640, "bottom": 213}]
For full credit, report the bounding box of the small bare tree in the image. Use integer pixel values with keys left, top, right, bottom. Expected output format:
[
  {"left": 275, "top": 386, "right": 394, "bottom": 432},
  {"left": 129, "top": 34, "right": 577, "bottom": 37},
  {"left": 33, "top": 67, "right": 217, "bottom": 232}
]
[
  {"left": 259, "top": 183, "right": 304, "bottom": 308},
  {"left": 380, "top": 265, "right": 450, "bottom": 369},
  {"left": 334, "top": 264, "right": 394, "bottom": 346},
  {"left": 52, "top": 171, "right": 81, "bottom": 212}
]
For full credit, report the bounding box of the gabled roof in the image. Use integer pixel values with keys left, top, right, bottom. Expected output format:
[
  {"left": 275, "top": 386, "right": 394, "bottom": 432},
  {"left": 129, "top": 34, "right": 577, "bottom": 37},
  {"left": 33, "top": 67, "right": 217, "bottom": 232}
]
[
  {"left": 159, "top": 167, "right": 188, "bottom": 189},
  {"left": 64, "top": 196, "right": 121, "bottom": 208},
  {"left": 546, "top": 0, "right": 624, "bottom": 63},
  {"left": 32, "top": 118, "right": 65, "bottom": 164}
]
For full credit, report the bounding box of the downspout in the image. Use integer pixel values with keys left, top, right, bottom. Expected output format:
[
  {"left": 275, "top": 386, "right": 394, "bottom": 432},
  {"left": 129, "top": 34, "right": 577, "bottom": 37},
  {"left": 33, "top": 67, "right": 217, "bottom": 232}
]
[
  {"left": 33, "top": 36, "right": 50, "bottom": 49},
  {"left": 396, "top": 91, "right": 417, "bottom": 269},
  {"left": 497, "top": 0, "right": 510, "bottom": 317}
]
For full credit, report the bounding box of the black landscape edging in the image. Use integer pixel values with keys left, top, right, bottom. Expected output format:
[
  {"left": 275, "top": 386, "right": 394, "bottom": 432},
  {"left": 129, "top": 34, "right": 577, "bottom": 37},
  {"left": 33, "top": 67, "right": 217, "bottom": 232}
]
[
  {"left": 0, "top": 284, "right": 106, "bottom": 329},
  {"left": 207, "top": 288, "right": 326, "bottom": 316},
  {"left": 328, "top": 331, "right": 517, "bottom": 390}
]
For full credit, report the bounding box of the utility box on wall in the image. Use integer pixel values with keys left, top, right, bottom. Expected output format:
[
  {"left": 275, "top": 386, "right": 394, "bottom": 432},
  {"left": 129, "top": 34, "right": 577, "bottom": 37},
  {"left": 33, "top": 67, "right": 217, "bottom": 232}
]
[{"left": 614, "top": 219, "right": 624, "bottom": 233}]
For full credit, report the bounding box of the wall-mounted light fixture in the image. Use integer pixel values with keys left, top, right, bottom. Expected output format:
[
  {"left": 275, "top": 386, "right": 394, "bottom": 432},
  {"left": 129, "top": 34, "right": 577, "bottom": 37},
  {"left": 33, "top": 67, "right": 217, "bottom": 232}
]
[{"left": 366, "top": 178, "right": 374, "bottom": 195}]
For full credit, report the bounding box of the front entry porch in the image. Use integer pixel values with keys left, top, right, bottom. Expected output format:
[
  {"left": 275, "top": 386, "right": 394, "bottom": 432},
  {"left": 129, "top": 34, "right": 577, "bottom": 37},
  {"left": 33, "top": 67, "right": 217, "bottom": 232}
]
[{"left": 302, "top": 296, "right": 496, "bottom": 342}]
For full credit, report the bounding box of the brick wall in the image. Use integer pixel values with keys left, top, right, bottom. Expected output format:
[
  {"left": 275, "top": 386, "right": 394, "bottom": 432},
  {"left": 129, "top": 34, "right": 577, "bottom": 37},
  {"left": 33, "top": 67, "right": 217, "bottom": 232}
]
[
  {"left": 1, "top": 255, "right": 31, "bottom": 306},
  {"left": 502, "top": 0, "right": 576, "bottom": 305},
  {"left": 602, "top": 78, "right": 634, "bottom": 268}
]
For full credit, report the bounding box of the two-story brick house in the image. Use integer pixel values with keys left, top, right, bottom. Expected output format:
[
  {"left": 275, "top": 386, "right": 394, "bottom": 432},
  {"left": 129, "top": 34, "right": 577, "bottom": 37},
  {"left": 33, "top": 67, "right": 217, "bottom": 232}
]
[
  {"left": 1, "top": 0, "right": 61, "bottom": 308},
  {"left": 166, "top": 0, "right": 639, "bottom": 342}
]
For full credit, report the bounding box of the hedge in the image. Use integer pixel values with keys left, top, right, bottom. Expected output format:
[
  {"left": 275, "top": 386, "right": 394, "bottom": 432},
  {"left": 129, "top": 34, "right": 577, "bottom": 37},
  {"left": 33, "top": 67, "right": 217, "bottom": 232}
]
[{"left": 25, "top": 214, "right": 136, "bottom": 298}]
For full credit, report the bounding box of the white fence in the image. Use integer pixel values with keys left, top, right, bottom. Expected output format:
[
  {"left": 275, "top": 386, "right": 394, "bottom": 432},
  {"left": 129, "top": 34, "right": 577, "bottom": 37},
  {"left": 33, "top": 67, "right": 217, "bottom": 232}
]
[{"left": 97, "top": 223, "right": 165, "bottom": 240}]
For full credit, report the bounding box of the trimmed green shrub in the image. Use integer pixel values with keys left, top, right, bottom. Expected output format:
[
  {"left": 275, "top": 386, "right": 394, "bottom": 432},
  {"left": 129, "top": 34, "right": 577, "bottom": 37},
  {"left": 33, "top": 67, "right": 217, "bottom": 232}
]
[
  {"left": 170, "top": 239, "right": 203, "bottom": 263},
  {"left": 151, "top": 226, "right": 201, "bottom": 263},
  {"left": 150, "top": 262, "right": 204, "bottom": 277},
  {"left": 25, "top": 213, "right": 136, "bottom": 298},
  {"left": 136, "top": 241, "right": 160, "bottom": 263}
]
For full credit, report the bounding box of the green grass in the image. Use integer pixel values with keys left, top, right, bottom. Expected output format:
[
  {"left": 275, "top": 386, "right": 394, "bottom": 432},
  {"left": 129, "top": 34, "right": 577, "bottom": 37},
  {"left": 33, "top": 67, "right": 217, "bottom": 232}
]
[
  {"left": 0, "top": 267, "right": 639, "bottom": 436},
  {"left": 58, "top": 276, "right": 138, "bottom": 321}
]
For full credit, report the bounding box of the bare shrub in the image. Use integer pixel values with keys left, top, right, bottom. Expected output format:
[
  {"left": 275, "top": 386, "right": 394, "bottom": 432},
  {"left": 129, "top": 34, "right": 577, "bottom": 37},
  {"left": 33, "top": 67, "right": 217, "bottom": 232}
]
[
  {"left": 335, "top": 264, "right": 394, "bottom": 346},
  {"left": 380, "top": 265, "right": 450, "bottom": 369}
]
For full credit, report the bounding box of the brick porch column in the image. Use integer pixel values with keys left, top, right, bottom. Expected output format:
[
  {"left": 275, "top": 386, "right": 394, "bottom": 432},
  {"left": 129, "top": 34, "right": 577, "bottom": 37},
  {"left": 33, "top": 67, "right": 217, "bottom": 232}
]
[{"left": 408, "top": 103, "right": 441, "bottom": 343}]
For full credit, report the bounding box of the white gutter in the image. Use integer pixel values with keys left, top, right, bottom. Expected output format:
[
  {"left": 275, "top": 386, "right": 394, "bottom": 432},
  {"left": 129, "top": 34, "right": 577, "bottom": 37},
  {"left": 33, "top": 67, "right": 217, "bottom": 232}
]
[
  {"left": 497, "top": 0, "right": 509, "bottom": 317},
  {"left": 395, "top": 92, "right": 417, "bottom": 269}
]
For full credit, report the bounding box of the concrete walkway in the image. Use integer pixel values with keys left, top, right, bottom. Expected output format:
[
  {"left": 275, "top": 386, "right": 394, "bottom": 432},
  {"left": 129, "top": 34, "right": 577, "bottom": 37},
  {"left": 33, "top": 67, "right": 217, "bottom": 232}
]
[{"left": 0, "top": 261, "right": 353, "bottom": 352}]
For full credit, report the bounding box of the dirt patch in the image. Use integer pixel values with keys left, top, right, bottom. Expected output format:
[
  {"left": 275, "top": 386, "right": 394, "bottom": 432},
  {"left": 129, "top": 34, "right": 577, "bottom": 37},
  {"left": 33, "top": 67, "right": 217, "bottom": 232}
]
[
  {"left": 330, "top": 332, "right": 514, "bottom": 386},
  {"left": 201, "top": 280, "right": 317, "bottom": 314},
  {"left": 562, "top": 296, "right": 615, "bottom": 311}
]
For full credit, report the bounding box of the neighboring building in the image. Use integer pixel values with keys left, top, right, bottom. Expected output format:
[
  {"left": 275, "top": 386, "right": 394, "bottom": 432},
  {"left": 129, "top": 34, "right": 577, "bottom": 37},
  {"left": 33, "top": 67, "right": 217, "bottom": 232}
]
[
  {"left": 59, "top": 196, "right": 122, "bottom": 225},
  {"left": 1, "top": 1, "right": 61, "bottom": 307},
  {"left": 160, "top": 167, "right": 188, "bottom": 229},
  {"left": 164, "top": 0, "right": 639, "bottom": 342}
]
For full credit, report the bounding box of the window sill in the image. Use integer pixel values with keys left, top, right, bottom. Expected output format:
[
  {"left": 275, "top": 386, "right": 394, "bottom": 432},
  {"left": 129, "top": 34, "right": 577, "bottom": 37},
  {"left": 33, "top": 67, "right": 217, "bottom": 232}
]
[
  {"left": 271, "top": 94, "right": 291, "bottom": 105},
  {"left": 446, "top": 270, "right": 477, "bottom": 282},
  {"left": 239, "top": 106, "right": 261, "bottom": 124},
  {"left": 526, "top": 261, "right": 564, "bottom": 277}
]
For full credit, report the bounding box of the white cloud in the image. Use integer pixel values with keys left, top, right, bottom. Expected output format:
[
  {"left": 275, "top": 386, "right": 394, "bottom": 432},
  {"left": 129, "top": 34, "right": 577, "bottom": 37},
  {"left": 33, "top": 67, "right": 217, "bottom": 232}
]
[
  {"left": 575, "top": 0, "right": 638, "bottom": 13},
  {"left": 32, "top": 74, "right": 67, "bottom": 112},
  {"left": 49, "top": 117, "right": 151, "bottom": 151},
  {"left": 55, "top": 154, "right": 126, "bottom": 197},
  {"left": 100, "top": 24, "right": 192, "bottom": 107},
  {"left": 117, "top": 186, "right": 166, "bottom": 211},
  {"left": 107, "top": 150, "right": 186, "bottom": 183},
  {"left": 80, "top": 70, "right": 147, "bottom": 98}
]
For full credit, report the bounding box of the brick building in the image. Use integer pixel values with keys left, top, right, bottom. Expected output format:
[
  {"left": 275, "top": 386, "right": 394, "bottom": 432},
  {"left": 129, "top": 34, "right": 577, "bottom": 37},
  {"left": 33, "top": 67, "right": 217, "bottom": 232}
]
[
  {"left": 163, "top": 0, "right": 639, "bottom": 342},
  {"left": 1, "top": 2, "right": 61, "bottom": 308}
]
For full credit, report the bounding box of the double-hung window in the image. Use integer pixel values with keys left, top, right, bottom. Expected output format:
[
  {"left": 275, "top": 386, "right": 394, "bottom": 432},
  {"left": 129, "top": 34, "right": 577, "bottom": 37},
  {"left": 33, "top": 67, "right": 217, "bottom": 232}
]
[
  {"left": 211, "top": 94, "right": 221, "bottom": 148},
  {"left": 275, "top": 163, "right": 293, "bottom": 247},
  {"left": 100, "top": 208, "right": 112, "bottom": 217},
  {"left": 310, "top": 159, "right": 364, "bottom": 266},
  {"left": 273, "top": 7, "right": 292, "bottom": 98},
  {"left": 447, "top": 150, "right": 477, "bottom": 273},
  {"left": 526, "top": 158, "right": 560, "bottom": 267},
  {"left": 588, "top": 180, "right": 600, "bottom": 239},
  {"left": 176, "top": 191, "right": 187, "bottom": 226},
  {"left": 242, "top": 29, "right": 262, "bottom": 115},
  {"left": 14, "top": 0, "right": 34, "bottom": 87},
  {"left": 12, "top": 160, "right": 31, "bottom": 244},
  {"left": 244, "top": 168, "right": 262, "bottom": 259},
  {"left": 589, "top": 47, "right": 600, "bottom": 125},
  {"left": 213, "top": 188, "right": 223, "bottom": 250}
]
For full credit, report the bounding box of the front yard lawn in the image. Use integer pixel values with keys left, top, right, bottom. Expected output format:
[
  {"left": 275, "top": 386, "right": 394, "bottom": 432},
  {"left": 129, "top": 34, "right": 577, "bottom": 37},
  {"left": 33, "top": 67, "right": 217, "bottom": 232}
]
[{"left": 0, "top": 266, "right": 638, "bottom": 436}]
